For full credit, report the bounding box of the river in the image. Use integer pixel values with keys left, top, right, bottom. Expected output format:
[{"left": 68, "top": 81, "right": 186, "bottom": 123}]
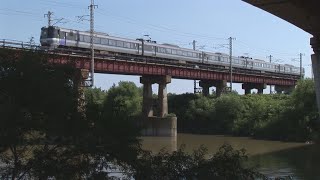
[{"left": 141, "top": 133, "right": 320, "bottom": 180}]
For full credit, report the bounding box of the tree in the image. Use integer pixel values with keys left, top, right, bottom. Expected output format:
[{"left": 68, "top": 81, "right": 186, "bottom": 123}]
[
  {"left": 185, "top": 96, "right": 215, "bottom": 133},
  {"left": 0, "top": 50, "right": 142, "bottom": 179},
  {"left": 0, "top": 49, "right": 86, "bottom": 179},
  {"left": 103, "top": 81, "right": 142, "bottom": 119}
]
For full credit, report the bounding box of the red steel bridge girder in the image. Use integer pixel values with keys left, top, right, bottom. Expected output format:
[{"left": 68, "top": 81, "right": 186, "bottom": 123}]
[{"left": 50, "top": 54, "right": 296, "bottom": 86}]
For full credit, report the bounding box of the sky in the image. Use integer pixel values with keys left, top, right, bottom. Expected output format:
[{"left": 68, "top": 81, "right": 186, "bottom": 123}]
[{"left": 0, "top": 0, "right": 314, "bottom": 94}]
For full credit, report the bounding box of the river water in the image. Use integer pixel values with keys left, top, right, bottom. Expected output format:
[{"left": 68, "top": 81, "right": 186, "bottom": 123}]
[{"left": 141, "top": 133, "right": 320, "bottom": 180}]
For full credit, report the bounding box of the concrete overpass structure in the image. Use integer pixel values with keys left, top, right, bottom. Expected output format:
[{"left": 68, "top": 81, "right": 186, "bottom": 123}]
[{"left": 242, "top": 0, "right": 320, "bottom": 121}]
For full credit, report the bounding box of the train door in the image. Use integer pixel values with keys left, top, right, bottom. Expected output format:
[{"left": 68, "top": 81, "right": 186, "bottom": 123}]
[
  {"left": 152, "top": 46, "right": 157, "bottom": 56},
  {"left": 76, "top": 30, "right": 80, "bottom": 47},
  {"left": 137, "top": 42, "right": 144, "bottom": 55},
  {"left": 201, "top": 52, "right": 206, "bottom": 63},
  {"left": 249, "top": 61, "right": 253, "bottom": 69},
  {"left": 59, "top": 30, "right": 66, "bottom": 46}
]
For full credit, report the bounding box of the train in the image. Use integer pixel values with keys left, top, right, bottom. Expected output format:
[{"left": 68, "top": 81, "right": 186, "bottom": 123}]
[{"left": 40, "top": 26, "right": 304, "bottom": 76}]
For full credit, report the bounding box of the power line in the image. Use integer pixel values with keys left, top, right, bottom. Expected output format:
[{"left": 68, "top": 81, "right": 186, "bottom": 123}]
[
  {"left": 235, "top": 40, "right": 297, "bottom": 57},
  {"left": 95, "top": 8, "right": 226, "bottom": 41}
]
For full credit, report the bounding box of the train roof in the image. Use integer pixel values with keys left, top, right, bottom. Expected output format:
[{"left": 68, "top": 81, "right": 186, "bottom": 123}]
[{"left": 161, "top": 43, "right": 180, "bottom": 48}]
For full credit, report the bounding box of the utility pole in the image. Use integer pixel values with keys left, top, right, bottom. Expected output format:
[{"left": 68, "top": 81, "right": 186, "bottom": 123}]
[
  {"left": 229, "top": 37, "right": 235, "bottom": 91},
  {"left": 44, "top": 11, "right": 53, "bottom": 27},
  {"left": 299, "top": 53, "right": 304, "bottom": 79},
  {"left": 193, "top": 40, "right": 197, "bottom": 94},
  {"left": 89, "top": 0, "right": 98, "bottom": 86},
  {"left": 268, "top": 55, "right": 273, "bottom": 94}
]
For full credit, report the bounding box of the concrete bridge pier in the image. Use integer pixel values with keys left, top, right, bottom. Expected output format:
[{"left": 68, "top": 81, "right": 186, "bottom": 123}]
[
  {"left": 141, "top": 78, "right": 153, "bottom": 117},
  {"left": 158, "top": 76, "right": 170, "bottom": 117},
  {"left": 242, "top": 83, "right": 266, "bottom": 95},
  {"left": 311, "top": 37, "right": 320, "bottom": 117},
  {"left": 140, "top": 75, "right": 177, "bottom": 137},
  {"left": 199, "top": 80, "right": 227, "bottom": 97}
]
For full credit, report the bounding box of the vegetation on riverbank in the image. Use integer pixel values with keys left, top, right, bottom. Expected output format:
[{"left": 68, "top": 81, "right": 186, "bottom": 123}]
[{"left": 170, "top": 79, "right": 319, "bottom": 142}]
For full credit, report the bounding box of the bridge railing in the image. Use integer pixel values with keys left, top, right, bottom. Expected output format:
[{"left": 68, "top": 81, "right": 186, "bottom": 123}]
[{"left": 1, "top": 39, "right": 41, "bottom": 50}]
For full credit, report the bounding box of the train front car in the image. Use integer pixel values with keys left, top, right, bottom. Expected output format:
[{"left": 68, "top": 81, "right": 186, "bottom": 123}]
[{"left": 40, "top": 26, "right": 60, "bottom": 48}]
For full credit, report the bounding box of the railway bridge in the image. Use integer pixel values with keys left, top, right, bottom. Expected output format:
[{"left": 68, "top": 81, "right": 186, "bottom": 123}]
[{"left": 0, "top": 39, "right": 300, "bottom": 137}]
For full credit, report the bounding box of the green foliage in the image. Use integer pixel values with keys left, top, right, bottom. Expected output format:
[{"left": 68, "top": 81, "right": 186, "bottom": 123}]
[
  {"left": 215, "top": 95, "right": 244, "bottom": 133},
  {"left": 103, "top": 81, "right": 142, "bottom": 118},
  {"left": 0, "top": 50, "right": 85, "bottom": 179},
  {"left": 256, "top": 79, "right": 319, "bottom": 141},
  {"left": 171, "top": 80, "right": 319, "bottom": 141},
  {"left": 132, "top": 144, "right": 263, "bottom": 180},
  {"left": 185, "top": 96, "right": 215, "bottom": 133},
  {"left": 84, "top": 87, "right": 107, "bottom": 123}
]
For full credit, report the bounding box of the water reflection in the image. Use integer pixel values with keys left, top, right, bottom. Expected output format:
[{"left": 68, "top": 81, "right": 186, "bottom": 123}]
[{"left": 141, "top": 134, "right": 320, "bottom": 179}]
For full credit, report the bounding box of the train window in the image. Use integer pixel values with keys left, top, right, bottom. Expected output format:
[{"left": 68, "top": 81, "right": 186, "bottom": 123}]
[
  {"left": 46, "top": 27, "right": 59, "bottom": 38},
  {"left": 84, "top": 36, "right": 91, "bottom": 43},
  {"left": 172, "top": 49, "right": 177, "bottom": 55},
  {"left": 66, "top": 32, "right": 75, "bottom": 40},
  {"left": 131, "top": 43, "right": 137, "bottom": 49},
  {"left": 101, "top": 38, "right": 108, "bottom": 45},
  {"left": 182, "top": 51, "right": 187, "bottom": 56},
  {"left": 94, "top": 37, "right": 101, "bottom": 44},
  {"left": 159, "top": 47, "right": 165, "bottom": 53},
  {"left": 193, "top": 53, "right": 198, "bottom": 58},
  {"left": 166, "top": 48, "right": 172, "bottom": 54},
  {"left": 187, "top": 52, "right": 192, "bottom": 57},
  {"left": 41, "top": 28, "right": 47, "bottom": 38},
  {"left": 116, "top": 41, "right": 124, "bottom": 47},
  {"left": 109, "top": 39, "right": 116, "bottom": 46},
  {"left": 177, "top": 50, "right": 182, "bottom": 55},
  {"left": 124, "top": 42, "right": 130, "bottom": 48},
  {"left": 234, "top": 59, "right": 239, "bottom": 64},
  {"left": 79, "top": 35, "right": 84, "bottom": 42}
]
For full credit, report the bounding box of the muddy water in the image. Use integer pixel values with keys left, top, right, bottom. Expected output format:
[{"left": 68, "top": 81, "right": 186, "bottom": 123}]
[{"left": 142, "top": 134, "right": 320, "bottom": 180}]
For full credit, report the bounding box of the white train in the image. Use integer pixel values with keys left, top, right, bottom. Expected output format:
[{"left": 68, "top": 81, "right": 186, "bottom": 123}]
[{"left": 40, "top": 26, "right": 303, "bottom": 76}]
